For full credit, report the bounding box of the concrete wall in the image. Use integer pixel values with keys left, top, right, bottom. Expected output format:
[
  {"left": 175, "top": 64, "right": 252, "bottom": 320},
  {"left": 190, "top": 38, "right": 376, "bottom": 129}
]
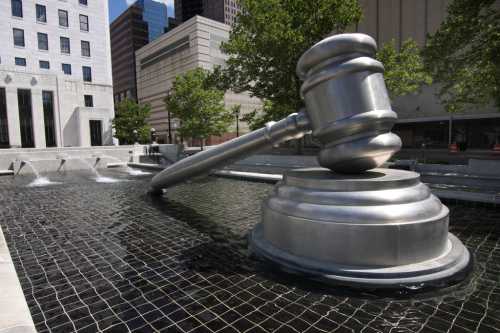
[
  {"left": 357, "top": 0, "right": 452, "bottom": 48},
  {"left": 0, "top": 145, "right": 145, "bottom": 174},
  {"left": 356, "top": 0, "right": 499, "bottom": 122},
  {"left": 0, "top": 0, "right": 114, "bottom": 148}
]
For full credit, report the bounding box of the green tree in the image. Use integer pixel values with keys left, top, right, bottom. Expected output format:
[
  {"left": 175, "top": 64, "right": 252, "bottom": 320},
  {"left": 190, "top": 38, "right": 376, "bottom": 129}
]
[
  {"left": 240, "top": 100, "right": 291, "bottom": 131},
  {"left": 376, "top": 38, "right": 432, "bottom": 100},
  {"left": 165, "top": 68, "right": 233, "bottom": 150},
  {"left": 423, "top": 0, "right": 500, "bottom": 113},
  {"left": 220, "top": 0, "right": 362, "bottom": 124},
  {"left": 112, "top": 99, "right": 151, "bottom": 144}
]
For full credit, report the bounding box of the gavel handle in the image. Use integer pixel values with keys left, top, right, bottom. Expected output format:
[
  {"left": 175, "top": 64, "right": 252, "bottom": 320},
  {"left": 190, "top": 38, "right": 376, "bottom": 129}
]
[{"left": 150, "top": 111, "right": 311, "bottom": 192}]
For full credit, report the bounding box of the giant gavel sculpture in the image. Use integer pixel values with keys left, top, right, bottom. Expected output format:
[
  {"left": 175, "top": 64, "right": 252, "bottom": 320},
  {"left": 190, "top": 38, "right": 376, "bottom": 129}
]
[{"left": 151, "top": 34, "right": 470, "bottom": 287}]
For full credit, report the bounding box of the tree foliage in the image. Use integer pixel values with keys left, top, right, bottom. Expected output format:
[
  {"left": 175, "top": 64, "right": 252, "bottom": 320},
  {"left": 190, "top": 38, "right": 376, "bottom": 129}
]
[
  {"left": 220, "top": 0, "right": 362, "bottom": 124},
  {"left": 376, "top": 38, "right": 432, "bottom": 100},
  {"left": 112, "top": 99, "right": 151, "bottom": 144},
  {"left": 165, "top": 68, "right": 233, "bottom": 148},
  {"left": 423, "top": 0, "right": 500, "bottom": 113},
  {"left": 240, "top": 100, "right": 292, "bottom": 131}
]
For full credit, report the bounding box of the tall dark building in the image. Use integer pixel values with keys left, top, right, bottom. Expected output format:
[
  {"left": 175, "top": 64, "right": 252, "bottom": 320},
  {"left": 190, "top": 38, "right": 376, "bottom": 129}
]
[
  {"left": 110, "top": 0, "right": 169, "bottom": 103},
  {"left": 174, "top": 0, "right": 240, "bottom": 26}
]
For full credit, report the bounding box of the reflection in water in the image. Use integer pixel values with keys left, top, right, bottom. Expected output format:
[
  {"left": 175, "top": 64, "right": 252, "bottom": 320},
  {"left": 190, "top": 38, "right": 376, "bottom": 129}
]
[
  {"left": 0, "top": 174, "right": 498, "bottom": 333},
  {"left": 27, "top": 176, "right": 61, "bottom": 187},
  {"left": 95, "top": 176, "right": 122, "bottom": 183},
  {"left": 126, "top": 167, "right": 151, "bottom": 176}
]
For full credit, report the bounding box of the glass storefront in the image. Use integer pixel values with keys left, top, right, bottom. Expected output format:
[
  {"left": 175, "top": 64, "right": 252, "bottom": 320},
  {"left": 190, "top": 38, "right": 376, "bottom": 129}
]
[{"left": 393, "top": 118, "right": 500, "bottom": 150}]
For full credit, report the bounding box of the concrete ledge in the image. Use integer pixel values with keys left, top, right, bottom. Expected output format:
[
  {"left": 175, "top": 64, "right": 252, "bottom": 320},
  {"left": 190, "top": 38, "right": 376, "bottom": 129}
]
[
  {"left": 430, "top": 188, "right": 500, "bottom": 205},
  {"left": 0, "top": 170, "right": 14, "bottom": 176},
  {"left": 127, "top": 162, "right": 165, "bottom": 171},
  {"left": 0, "top": 228, "right": 36, "bottom": 333},
  {"left": 215, "top": 169, "right": 500, "bottom": 204},
  {"left": 214, "top": 170, "right": 283, "bottom": 183},
  {"left": 106, "top": 162, "right": 127, "bottom": 168}
]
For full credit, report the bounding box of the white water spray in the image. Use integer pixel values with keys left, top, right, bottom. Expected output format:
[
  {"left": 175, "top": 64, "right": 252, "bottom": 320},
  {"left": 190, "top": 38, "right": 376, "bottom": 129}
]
[
  {"left": 21, "top": 161, "right": 60, "bottom": 187},
  {"left": 77, "top": 158, "right": 120, "bottom": 183}
]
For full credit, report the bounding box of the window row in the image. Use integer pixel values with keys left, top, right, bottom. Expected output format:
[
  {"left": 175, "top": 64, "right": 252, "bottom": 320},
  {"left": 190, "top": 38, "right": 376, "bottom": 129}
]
[
  {"left": 12, "top": 29, "right": 91, "bottom": 57},
  {"left": 13, "top": 57, "right": 93, "bottom": 82},
  {"left": 12, "top": 1, "right": 89, "bottom": 32}
]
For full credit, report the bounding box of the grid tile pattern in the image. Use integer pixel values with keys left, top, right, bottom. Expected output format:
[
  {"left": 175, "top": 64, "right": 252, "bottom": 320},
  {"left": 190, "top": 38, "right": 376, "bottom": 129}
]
[{"left": 0, "top": 171, "right": 499, "bottom": 332}]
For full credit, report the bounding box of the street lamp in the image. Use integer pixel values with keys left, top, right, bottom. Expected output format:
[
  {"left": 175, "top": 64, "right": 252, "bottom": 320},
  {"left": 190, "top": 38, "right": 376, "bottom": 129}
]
[
  {"left": 166, "top": 89, "right": 173, "bottom": 144},
  {"left": 232, "top": 105, "right": 241, "bottom": 137},
  {"left": 133, "top": 129, "right": 138, "bottom": 145},
  {"left": 150, "top": 127, "right": 156, "bottom": 143}
]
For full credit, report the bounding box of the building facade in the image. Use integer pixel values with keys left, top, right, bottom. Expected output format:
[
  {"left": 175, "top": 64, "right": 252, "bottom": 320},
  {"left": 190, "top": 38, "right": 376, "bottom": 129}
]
[
  {"left": 0, "top": 0, "right": 114, "bottom": 148},
  {"left": 135, "top": 15, "right": 261, "bottom": 144},
  {"left": 174, "top": 0, "right": 240, "bottom": 26},
  {"left": 356, "top": 0, "right": 500, "bottom": 150},
  {"left": 138, "top": 0, "right": 169, "bottom": 42},
  {"left": 110, "top": 0, "right": 168, "bottom": 103}
]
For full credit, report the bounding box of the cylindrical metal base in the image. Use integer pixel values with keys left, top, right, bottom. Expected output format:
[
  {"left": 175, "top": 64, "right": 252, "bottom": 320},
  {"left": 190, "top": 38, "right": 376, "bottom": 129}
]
[{"left": 250, "top": 168, "right": 471, "bottom": 288}]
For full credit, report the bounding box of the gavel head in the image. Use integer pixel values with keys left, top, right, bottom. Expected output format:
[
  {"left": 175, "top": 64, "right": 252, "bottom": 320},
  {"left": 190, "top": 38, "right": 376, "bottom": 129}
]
[{"left": 297, "top": 33, "right": 402, "bottom": 173}]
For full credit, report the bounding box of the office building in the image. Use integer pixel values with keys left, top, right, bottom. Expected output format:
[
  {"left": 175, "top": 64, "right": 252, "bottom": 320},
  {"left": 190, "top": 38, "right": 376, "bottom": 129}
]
[
  {"left": 175, "top": 0, "right": 240, "bottom": 26},
  {"left": 138, "top": 0, "right": 169, "bottom": 42},
  {"left": 356, "top": 0, "right": 500, "bottom": 150},
  {"left": 136, "top": 15, "right": 261, "bottom": 144},
  {"left": 0, "top": 0, "right": 114, "bottom": 148},
  {"left": 111, "top": 0, "right": 168, "bottom": 103}
]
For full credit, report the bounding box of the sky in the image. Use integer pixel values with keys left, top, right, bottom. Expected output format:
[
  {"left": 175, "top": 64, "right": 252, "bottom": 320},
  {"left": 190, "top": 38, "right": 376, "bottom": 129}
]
[{"left": 108, "top": 0, "right": 174, "bottom": 23}]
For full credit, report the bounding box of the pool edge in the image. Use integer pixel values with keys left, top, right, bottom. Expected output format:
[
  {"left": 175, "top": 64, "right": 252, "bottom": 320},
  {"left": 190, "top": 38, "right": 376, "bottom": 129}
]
[{"left": 0, "top": 227, "right": 37, "bottom": 333}]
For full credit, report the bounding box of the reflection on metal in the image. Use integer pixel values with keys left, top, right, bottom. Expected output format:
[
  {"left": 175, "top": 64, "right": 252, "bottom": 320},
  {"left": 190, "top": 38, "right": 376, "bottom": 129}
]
[
  {"left": 252, "top": 168, "right": 470, "bottom": 286},
  {"left": 296, "top": 34, "right": 401, "bottom": 173},
  {"left": 151, "top": 33, "right": 470, "bottom": 287},
  {"left": 150, "top": 112, "right": 310, "bottom": 190}
]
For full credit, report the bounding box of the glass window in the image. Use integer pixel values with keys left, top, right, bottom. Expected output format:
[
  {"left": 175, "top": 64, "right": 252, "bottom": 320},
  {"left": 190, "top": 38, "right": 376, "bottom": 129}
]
[
  {"left": 81, "top": 40, "right": 90, "bottom": 57},
  {"left": 15, "top": 57, "right": 26, "bottom": 66},
  {"left": 36, "top": 4, "right": 46, "bottom": 22},
  {"left": 58, "top": 9, "right": 68, "bottom": 27},
  {"left": 79, "top": 0, "right": 88, "bottom": 5},
  {"left": 37, "top": 32, "right": 48, "bottom": 50},
  {"left": 0, "top": 88, "right": 9, "bottom": 147},
  {"left": 39, "top": 60, "right": 50, "bottom": 69},
  {"left": 84, "top": 95, "right": 93, "bottom": 107},
  {"left": 42, "top": 91, "right": 56, "bottom": 147},
  {"left": 13, "top": 28, "right": 25, "bottom": 47},
  {"left": 62, "top": 63, "right": 71, "bottom": 75},
  {"left": 79, "top": 15, "right": 88, "bottom": 31},
  {"left": 82, "top": 66, "right": 92, "bottom": 82},
  {"left": 60, "top": 37, "right": 70, "bottom": 54},
  {"left": 11, "top": 0, "right": 23, "bottom": 17}
]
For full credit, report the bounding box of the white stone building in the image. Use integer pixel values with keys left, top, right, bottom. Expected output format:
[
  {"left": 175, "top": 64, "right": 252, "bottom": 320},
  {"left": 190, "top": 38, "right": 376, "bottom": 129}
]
[
  {"left": 0, "top": 0, "right": 114, "bottom": 148},
  {"left": 135, "top": 15, "right": 261, "bottom": 145}
]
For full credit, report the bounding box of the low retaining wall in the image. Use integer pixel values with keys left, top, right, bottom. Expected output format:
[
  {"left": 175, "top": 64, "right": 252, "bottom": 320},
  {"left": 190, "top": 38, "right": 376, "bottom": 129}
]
[
  {"left": 0, "top": 145, "right": 145, "bottom": 174},
  {"left": 235, "top": 154, "right": 319, "bottom": 168}
]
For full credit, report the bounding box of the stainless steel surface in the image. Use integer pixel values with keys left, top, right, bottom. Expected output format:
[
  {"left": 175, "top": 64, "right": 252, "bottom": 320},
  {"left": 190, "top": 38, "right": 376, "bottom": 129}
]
[
  {"left": 259, "top": 168, "right": 449, "bottom": 266},
  {"left": 251, "top": 167, "right": 470, "bottom": 286},
  {"left": 151, "top": 33, "right": 401, "bottom": 191},
  {"left": 251, "top": 226, "right": 470, "bottom": 287},
  {"left": 150, "top": 112, "right": 310, "bottom": 191},
  {"left": 297, "top": 33, "right": 401, "bottom": 173},
  {"left": 150, "top": 33, "right": 470, "bottom": 288}
]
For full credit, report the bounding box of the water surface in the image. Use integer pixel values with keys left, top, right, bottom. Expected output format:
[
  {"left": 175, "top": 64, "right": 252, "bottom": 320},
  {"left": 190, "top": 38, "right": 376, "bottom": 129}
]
[{"left": 0, "top": 171, "right": 498, "bottom": 332}]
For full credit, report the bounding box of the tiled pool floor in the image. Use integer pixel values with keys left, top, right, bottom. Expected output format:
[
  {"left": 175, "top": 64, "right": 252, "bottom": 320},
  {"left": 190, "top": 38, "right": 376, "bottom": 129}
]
[{"left": 1, "top": 170, "right": 500, "bottom": 332}]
